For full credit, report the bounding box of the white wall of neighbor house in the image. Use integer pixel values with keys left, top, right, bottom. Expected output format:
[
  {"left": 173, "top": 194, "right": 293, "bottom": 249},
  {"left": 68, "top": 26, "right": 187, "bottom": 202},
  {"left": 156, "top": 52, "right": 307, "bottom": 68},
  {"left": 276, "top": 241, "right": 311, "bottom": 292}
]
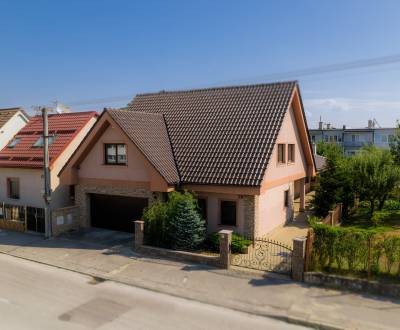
[
  {"left": 0, "top": 117, "right": 97, "bottom": 210},
  {"left": 0, "top": 112, "right": 29, "bottom": 150},
  {"left": 0, "top": 168, "right": 44, "bottom": 208}
]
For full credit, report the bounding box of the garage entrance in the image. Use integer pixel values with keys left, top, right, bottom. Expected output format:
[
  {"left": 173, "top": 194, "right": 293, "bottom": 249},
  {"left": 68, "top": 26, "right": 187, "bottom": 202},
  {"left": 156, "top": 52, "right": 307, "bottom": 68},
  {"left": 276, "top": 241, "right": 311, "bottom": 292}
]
[{"left": 90, "top": 194, "right": 148, "bottom": 233}]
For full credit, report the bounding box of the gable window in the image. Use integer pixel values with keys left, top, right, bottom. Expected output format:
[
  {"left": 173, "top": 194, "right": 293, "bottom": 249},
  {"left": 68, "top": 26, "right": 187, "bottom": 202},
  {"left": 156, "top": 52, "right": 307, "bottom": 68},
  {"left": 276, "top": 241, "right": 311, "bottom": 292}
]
[
  {"left": 284, "top": 190, "right": 289, "bottom": 207},
  {"left": 33, "top": 136, "right": 55, "bottom": 148},
  {"left": 197, "top": 198, "right": 207, "bottom": 223},
  {"left": 220, "top": 200, "right": 237, "bottom": 226},
  {"left": 277, "top": 144, "right": 286, "bottom": 164},
  {"left": 288, "top": 144, "right": 295, "bottom": 163},
  {"left": 104, "top": 144, "right": 127, "bottom": 165},
  {"left": 7, "top": 138, "right": 20, "bottom": 148},
  {"left": 7, "top": 178, "right": 20, "bottom": 199}
]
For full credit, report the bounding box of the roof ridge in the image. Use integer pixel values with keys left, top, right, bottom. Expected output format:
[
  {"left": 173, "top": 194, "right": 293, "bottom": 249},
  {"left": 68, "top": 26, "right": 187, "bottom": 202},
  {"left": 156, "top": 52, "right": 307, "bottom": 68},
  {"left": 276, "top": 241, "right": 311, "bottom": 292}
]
[
  {"left": 134, "top": 80, "right": 298, "bottom": 97},
  {"left": 161, "top": 112, "right": 181, "bottom": 182},
  {"left": 107, "top": 108, "right": 164, "bottom": 117},
  {"left": 0, "top": 107, "right": 21, "bottom": 112}
]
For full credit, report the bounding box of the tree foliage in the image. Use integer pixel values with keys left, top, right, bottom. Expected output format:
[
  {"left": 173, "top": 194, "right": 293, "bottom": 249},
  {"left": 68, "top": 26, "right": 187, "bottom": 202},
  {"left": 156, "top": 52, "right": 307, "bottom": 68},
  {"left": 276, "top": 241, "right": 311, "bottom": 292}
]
[
  {"left": 351, "top": 146, "right": 400, "bottom": 215},
  {"left": 169, "top": 197, "right": 206, "bottom": 250},
  {"left": 142, "top": 190, "right": 206, "bottom": 250},
  {"left": 312, "top": 147, "right": 353, "bottom": 217},
  {"left": 390, "top": 121, "right": 400, "bottom": 165},
  {"left": 316, "top": 141, "right": 343, "bottom": 159}
]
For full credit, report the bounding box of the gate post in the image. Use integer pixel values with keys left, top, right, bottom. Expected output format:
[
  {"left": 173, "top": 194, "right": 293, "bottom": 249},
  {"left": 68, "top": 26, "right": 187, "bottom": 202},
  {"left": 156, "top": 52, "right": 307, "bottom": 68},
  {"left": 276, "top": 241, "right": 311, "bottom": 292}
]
[
  {"left": 134, "top": 220, "right": 144, "bottom": 249},
  {"left": 219, "top": 229, "right": 233, "bottom": 269},
  {"left": 292, "top": 237, "right": 307, "bottom": 281}
]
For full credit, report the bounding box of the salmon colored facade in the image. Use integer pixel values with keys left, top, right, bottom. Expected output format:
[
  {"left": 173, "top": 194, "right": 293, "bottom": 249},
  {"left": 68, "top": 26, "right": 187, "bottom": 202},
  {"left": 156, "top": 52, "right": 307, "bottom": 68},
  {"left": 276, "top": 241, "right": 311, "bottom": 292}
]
[{"left": 60, "top": 85, "right": 315, "bottom": 238}]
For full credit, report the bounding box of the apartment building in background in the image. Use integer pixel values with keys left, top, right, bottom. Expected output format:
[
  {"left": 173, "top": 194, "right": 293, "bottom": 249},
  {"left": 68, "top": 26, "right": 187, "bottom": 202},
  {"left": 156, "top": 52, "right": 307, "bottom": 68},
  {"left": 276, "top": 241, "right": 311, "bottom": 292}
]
[{"left": 309, "top": 119, "right": 397, "bottom": 156}]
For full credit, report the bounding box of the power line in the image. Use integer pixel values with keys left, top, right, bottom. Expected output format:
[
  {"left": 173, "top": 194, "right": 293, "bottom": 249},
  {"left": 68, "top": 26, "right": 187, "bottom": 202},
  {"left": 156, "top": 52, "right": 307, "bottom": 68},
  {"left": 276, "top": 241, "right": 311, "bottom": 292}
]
[{"left": 62, "top": 53, "right": 400, "bottom": 108}]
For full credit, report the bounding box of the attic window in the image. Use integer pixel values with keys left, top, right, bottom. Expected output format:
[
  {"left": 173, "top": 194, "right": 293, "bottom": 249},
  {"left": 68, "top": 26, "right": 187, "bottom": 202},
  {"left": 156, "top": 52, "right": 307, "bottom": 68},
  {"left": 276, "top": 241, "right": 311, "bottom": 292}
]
[
  {"left": 7, "top": 138, "right": 20, "bottom": 148},
  {"left": 32, "top": 136, "right": 55, "bottom": 148}
]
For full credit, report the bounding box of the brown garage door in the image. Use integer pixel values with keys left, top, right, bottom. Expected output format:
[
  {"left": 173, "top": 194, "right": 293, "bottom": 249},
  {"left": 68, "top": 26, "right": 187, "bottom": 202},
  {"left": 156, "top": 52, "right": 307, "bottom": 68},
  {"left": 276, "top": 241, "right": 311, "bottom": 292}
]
[{"left": 90, "top": 194, "right": 148, "bottom": 232}]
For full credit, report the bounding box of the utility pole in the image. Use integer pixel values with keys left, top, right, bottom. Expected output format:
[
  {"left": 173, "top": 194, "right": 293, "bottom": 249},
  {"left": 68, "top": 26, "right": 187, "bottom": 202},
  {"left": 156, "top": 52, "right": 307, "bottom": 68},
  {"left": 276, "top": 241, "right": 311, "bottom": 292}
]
[{"left": 42, "top": 107, "right": 52, "bottom": 238}]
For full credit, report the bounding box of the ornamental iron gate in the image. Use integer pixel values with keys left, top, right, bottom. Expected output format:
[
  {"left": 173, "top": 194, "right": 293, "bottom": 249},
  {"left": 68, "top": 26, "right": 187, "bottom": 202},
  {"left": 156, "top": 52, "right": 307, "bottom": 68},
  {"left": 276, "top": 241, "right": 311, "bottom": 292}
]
[{"left": 231, "top": 237, "right": 293, "bottom": 275}]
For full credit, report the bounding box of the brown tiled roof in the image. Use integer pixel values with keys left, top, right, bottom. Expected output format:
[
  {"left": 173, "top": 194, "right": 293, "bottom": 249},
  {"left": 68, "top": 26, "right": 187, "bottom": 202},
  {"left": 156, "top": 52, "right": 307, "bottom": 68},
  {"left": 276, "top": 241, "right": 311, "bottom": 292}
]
[
  {"left": 0, "top": 108, "right": 27, "bottom": 128},
  {"left": 126, "top": 81, "right": 298, "bottom": 186},
  {"left": 107, "top": 109, "right": 179, "bottom": 184}
]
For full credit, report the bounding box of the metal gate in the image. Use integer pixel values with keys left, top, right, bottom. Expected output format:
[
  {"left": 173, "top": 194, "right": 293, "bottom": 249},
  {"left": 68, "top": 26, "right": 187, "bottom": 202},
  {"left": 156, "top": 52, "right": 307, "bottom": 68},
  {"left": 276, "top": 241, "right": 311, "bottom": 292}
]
[
  {"left": 231, "top": 237, "right": 293, "bottom": 274},
  {"left": 26, "top": 207, "right": 45, "bottom": 233}
]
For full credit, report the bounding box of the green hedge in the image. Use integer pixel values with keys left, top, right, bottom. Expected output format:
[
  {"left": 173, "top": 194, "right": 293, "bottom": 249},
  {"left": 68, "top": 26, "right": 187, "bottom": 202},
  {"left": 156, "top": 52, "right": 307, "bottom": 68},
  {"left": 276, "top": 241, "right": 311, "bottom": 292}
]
[
  {"left": 206, "top": 232, "right": 252, "bottom": 254},
  {"left": 311, "top": 223, "right": 400, "bottom": 276}
]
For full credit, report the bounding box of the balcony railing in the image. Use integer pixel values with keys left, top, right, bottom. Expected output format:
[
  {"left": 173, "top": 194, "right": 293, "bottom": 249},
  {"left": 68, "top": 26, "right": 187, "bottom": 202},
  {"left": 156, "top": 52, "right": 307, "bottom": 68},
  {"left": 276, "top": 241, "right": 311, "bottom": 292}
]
[{"left": 343, "top": 141, "right": 372, "bottom": 148}]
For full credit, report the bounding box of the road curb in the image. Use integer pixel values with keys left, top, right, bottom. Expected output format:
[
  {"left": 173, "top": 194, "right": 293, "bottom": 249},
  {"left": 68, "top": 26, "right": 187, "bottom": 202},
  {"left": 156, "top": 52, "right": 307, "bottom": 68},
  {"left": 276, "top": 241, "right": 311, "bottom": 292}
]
[{"left": 0, "top": 249, "right": 344, "bottom": 330}]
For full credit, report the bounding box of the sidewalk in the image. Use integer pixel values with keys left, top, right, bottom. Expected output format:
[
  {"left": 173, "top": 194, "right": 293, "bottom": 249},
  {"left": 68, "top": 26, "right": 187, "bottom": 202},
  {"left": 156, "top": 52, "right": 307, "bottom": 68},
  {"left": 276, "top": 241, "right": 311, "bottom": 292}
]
[{"left": 0, "top": 229, "right": 399, "bottom": 330}]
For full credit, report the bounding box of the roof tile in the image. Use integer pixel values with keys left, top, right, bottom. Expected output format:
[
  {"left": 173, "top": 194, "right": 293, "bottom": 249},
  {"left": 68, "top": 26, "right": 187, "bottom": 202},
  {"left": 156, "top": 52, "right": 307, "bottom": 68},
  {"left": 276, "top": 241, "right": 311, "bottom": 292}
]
[{"left": 126, "top": 81, "right": 297, "bottom": 186}]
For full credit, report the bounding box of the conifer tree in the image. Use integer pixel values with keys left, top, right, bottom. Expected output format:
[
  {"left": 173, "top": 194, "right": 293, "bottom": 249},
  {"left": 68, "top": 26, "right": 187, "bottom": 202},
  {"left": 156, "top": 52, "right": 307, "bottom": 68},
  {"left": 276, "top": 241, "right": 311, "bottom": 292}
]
[{"left": 169, "top": 198, "right": 206, "bottom": 250}]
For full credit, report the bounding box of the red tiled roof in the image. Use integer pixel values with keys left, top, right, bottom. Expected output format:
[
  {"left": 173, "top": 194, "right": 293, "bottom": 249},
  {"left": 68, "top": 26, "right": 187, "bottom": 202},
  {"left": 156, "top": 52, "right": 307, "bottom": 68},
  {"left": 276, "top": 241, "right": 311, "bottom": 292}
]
[{"left": 0, "top": 111, "right": 97, "bottom": 169}]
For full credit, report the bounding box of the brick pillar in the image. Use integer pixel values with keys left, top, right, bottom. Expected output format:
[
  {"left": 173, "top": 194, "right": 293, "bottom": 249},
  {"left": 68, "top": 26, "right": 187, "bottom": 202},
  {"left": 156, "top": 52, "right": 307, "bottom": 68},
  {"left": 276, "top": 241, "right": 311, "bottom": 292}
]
[
  {"left": 219, "top": 229, "right": 233, "bottom": 269},
  {"left": 292, "top": 237, "right": 307, "bottom": 281},
  {"left": 329, "top": 210, "right": 334, "bottom": 226},
  {"left": 299, "top": 177, "right": 306, "bottom": 212},
  {"left": 134, "top": 220, "right": 144, "bottom": 249}
]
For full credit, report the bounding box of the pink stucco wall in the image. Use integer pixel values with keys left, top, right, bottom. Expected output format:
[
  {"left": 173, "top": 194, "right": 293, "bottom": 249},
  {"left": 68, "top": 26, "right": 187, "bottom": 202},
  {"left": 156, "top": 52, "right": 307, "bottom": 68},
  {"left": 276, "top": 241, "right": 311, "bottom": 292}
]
[
  {"left": 262, "top": 107, "right": 307, "bottom": 182},
  {"left": 257, "top": 106, "right": 307, "bottom": 236},
  {"left": 257, "top": 181, "right": 294, "bottom": 235},
  {"left": 78, "top": 125, "right": 152, "bottom": 182},
  {"left": 196, "top": 192, "right": 246, "bottom": 235}
]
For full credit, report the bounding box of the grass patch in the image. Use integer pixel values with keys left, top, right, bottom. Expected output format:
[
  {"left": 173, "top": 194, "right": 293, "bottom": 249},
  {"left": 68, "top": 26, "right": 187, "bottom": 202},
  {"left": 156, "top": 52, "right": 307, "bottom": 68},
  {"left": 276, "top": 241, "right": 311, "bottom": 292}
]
[{"left": 343, "top": 207, "right": 400, "bottom": 234}]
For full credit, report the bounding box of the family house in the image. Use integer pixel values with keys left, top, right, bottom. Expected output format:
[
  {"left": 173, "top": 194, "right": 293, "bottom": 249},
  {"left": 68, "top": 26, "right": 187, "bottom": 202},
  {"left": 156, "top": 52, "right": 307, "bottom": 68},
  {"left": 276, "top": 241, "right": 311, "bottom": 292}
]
[
  {"left": 0, "top": 108, "right": 30, "bottom": 150},
  {"left": 60, "top": 81, "right": 316, "bottom": 238},
  {"left": 0, "top": 111, "right": 97, "bottom": 231}
]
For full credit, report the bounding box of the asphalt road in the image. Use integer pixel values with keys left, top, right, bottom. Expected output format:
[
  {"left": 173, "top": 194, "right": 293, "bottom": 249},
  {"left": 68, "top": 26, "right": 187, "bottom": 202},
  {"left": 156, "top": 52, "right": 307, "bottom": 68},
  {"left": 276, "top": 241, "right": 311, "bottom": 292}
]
[{"left": 0, "top": 253, "right": 308, "bottom": 330}]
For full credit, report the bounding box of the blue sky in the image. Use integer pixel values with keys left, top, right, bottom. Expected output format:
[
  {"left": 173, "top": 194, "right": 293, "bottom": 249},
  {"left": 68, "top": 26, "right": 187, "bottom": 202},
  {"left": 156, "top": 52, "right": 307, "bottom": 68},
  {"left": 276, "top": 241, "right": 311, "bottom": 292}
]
[{"left": 1, "top": 0, "right": 400, "bottom": 128}]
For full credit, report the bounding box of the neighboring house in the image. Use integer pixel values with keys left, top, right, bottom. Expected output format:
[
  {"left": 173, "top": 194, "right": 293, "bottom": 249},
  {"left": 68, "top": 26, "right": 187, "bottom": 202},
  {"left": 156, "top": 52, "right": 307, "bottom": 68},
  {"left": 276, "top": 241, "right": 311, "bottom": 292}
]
[
  {"left": 309, "top": 120, "right": 398, "bottom": 156},
  {"left": 0, "top": 108, "right": 30, "bottom": 150},
  {"left": 60, "top": 82, "right": 316, "bottom": 238},
  {"left": 0, "top": 112, "right": 97, "bottom": 219}
]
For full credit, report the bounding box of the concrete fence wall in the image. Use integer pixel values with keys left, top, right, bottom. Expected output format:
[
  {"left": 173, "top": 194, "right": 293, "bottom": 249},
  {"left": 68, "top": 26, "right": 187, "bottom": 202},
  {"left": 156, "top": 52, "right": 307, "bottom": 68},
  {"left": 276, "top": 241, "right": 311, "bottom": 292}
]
[
  {"left": 134, "top": 220, "right": 306, "bottom": 281},
  {"left": 321, "top": 203, "right": 342, "bottom": 226},
  {"left": 51, "top": 205, "right": 80, "bottom": 236},
  {"left": 134, "top": 220, "right": 231, "bottom": 269}
]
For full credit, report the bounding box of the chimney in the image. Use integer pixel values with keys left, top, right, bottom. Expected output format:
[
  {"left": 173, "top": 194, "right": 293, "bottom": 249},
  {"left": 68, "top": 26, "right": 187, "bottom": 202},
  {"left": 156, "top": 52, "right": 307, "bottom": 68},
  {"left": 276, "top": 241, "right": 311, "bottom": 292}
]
[
  {"left": 318, "top": 121, "right": 323, "bottom": 130},
  {"left": 343, "top": 125, "right": 346, "bottom": 130},
  {"left": 368, "top": 119, "right": 374, "bottom": 128}
]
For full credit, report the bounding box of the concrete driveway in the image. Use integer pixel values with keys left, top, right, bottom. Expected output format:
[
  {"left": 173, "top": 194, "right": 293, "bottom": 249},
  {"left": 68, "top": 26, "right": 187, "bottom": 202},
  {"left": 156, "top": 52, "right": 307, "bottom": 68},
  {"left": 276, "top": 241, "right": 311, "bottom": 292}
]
[{"left": 59, "top": 227, "right": 133, "bottom": 248}]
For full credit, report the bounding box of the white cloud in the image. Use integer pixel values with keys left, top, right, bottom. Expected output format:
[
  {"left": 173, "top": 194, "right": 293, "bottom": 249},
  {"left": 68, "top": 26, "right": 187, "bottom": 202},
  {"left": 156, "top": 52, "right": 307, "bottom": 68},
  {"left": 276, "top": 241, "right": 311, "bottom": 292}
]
[{"left": 303, "top": 97, "right": 400, "bottom": 127}]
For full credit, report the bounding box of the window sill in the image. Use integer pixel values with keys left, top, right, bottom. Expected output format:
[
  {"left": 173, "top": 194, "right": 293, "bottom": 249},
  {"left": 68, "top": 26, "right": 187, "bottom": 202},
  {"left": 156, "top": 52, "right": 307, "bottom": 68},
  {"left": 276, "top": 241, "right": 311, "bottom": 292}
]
[
  {"left": 103, "top": 163, "right": 128, "bottom": 167},
  {"left": 218, "top": 224, "right": 237, "bottom": 228}
]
